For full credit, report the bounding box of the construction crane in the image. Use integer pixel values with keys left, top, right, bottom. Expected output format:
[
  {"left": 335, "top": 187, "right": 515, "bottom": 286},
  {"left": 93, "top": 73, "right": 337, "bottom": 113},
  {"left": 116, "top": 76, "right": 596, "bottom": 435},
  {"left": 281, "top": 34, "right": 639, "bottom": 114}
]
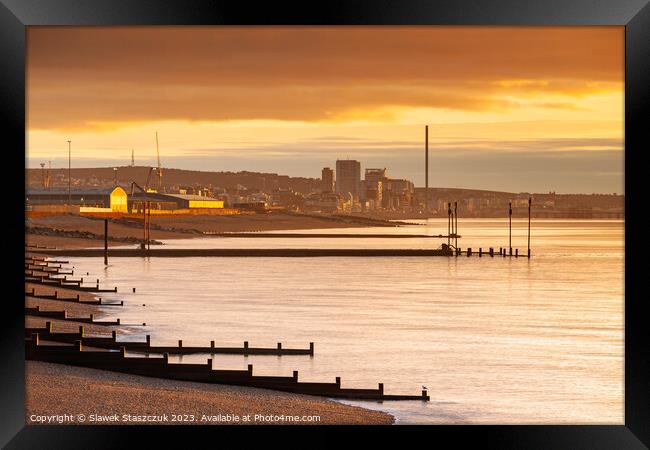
[
  {"left": 130, "top": 167, "right": 157, "bottom": 195},
  {"left": 155, "top": 132, "right": 163, "bottom": 191}
]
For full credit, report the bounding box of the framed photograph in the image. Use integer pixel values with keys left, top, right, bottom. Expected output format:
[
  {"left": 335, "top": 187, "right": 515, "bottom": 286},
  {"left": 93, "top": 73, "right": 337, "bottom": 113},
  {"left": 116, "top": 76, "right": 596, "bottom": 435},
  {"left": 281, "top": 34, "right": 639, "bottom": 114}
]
[{"left": 3, "top": 0, "right": 648, "bottom": 447}]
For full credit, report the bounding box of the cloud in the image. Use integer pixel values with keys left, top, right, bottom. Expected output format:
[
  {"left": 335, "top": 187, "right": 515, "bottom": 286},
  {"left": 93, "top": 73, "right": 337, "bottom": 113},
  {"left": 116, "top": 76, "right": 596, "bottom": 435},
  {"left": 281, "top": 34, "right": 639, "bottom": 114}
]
[
  {"left": 174, "top": 136, "right": 623, "bottom": 157},
  {"left": 27, "top": 26, "right": 623, "bottom": 130}
]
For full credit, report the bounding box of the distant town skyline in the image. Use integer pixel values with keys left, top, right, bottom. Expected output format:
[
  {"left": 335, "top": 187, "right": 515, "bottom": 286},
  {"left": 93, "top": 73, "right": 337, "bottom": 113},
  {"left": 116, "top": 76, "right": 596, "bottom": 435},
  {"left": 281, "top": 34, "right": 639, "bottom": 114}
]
[{"left": 27, "top": 26, "right": 624, "bottom": 194}]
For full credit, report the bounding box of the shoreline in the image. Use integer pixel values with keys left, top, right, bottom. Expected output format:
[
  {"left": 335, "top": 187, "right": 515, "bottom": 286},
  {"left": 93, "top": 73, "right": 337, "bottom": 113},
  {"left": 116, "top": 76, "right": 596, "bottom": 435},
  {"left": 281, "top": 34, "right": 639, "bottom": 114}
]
[
  {"left": 24, "top": 255, "right": 396, "bottom": 426},
  {"left": 26, "top": 361, "right": 394, "bottom": 425},
  {"left": 26, "top": 211, "right": 404, "bottom": 249}
]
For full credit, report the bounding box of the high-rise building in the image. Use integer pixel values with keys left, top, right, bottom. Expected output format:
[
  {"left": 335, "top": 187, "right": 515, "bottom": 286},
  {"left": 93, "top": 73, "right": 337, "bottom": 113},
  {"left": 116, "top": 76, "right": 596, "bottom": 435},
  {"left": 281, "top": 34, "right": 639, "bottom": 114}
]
[
  {"left": 335, "top": 160, "right": 361, "bottom": 201},
  {"left": 363, "top": 180, "right": 383, "bottom": 209},
  {"left": 321, "top": 167, "right": 335, "bottom": 193},
  {"left": 365, "top": 168, "right": 387, "bottom": 185}
]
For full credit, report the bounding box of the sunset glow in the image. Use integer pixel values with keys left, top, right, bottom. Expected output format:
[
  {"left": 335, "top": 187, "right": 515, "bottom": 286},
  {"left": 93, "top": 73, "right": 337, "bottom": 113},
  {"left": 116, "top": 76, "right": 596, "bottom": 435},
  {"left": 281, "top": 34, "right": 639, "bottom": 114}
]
[{"left": 27, "top": 26, "right": 624, "bottom": 192}]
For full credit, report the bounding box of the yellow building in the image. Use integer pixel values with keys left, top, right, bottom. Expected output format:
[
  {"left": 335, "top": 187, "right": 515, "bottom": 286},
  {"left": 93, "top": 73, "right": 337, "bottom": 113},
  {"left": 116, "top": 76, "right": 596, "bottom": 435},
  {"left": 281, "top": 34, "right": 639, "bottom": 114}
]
[
  {"left": 26, "top": 186, "right": 128, "bottom": 213},
  {"left": 188, "top": 198, "right": 224, "bottom": 209},
  {"left": 109, "top": 186, "right": 128, "bottom": 212},
  {"left": 128, "top": 192, "right": 224, "bottom": 211}
]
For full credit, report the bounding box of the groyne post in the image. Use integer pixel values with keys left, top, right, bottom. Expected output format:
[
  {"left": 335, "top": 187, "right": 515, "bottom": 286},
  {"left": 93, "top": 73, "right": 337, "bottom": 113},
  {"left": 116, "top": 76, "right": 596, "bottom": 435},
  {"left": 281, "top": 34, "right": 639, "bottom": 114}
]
[
  {"left": 528, "top": 197, "right": 533, "bottom": 258},
  {"left": 104, "top": 219, "right": 108, "bottom": 266},
  {"left": 142, "top": 202, "right": 147, "bottom": 251},
  {"left": 447, "top": 203, "right": 451, "bottom": 247},
  {"left": 509, "top": 201, "right": 512, "bottom": 256},
  {"left": 454, "top": 201, "right": 458, "bottom": 249},
  {"left": 147, "top": 202, "right": 151, "bottom": 252}
]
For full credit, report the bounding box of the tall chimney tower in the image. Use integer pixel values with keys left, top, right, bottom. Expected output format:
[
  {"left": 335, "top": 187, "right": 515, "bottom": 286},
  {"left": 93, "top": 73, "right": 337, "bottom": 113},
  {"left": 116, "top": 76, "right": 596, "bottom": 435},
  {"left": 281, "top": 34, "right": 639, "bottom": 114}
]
[{"left": 425, "top": 125, "right": 429, "bottom": 213}]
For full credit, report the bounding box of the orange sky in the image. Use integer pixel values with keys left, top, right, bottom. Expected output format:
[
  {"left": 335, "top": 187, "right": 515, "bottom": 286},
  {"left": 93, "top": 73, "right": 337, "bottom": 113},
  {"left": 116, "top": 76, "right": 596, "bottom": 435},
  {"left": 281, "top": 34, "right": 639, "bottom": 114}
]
[{"left": 26, "top": 26, "right": 624, "bottom": 193}]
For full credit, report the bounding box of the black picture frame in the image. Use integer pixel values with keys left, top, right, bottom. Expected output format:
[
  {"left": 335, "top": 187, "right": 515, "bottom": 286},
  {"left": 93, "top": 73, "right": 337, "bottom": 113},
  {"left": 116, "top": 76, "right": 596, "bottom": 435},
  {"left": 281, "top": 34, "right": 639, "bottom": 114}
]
[{"left": 2, "top": 0, "right": 648, "bottom": 448}]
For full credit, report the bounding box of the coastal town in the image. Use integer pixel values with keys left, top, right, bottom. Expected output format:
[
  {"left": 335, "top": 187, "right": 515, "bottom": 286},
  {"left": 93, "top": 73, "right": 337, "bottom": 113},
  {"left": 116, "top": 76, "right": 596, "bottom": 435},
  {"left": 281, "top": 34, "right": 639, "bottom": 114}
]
[{"left": 26, "top": 163, "right": 624, "bottom": 220}]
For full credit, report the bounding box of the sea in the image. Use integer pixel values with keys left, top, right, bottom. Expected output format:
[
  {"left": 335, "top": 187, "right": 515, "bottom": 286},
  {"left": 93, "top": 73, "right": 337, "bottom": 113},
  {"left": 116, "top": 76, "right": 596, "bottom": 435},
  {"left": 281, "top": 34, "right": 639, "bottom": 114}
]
[{"left": 67, "top": 219, "right": 624, "bottom": 424}]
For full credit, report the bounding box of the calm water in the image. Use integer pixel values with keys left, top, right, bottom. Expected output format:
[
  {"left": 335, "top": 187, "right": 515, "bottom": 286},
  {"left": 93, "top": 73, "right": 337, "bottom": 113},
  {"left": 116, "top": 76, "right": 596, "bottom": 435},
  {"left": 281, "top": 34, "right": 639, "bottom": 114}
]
[{"left": 72, "top": 219, "right": 624, "bottom": 424}]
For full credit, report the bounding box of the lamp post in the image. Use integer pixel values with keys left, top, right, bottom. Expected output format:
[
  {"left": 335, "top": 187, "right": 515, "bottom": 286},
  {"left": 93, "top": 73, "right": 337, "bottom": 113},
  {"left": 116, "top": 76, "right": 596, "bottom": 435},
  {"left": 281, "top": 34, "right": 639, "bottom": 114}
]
[{"left": 113, "top": 167, "right": 118, "bottom": 186}]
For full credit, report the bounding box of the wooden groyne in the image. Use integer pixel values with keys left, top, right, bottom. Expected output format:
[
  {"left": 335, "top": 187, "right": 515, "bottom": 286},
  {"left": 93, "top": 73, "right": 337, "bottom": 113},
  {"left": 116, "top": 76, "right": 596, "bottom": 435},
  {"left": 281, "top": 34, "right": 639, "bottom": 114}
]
[
  {"left": 25, "top": 265, "right": 74, "bottom": 275},
  {"left": 25, "top": 256, "right": 117, "bottom": 292},
  {"left": 205, "top": 232, "right": 461, "bottom": 239},
  {"left": 26, "top": 324, "right": 314, "bottom": 356},
  {"left": 25, "top": 288, "right": 123, "bottom": 306},
  {"left": 39, "top": 248, "right": 455, "bottom": 258},
  {"left": 25, "top": 306, "right": 122, "bottom": 326},
  {"left": 25, "top": 336, "right": 429, "bottom": 401},
  {"left": 36, "top": 246, "right": 531, "bottom": 259},
  {"left": 25, "top": 273, "right": 118, "bottom": 292},
  {"left": 27, "top": 244, "right": 57, "bottom": 250},
  {"left": 25, "top": 258, "right": 69, "bottom": 265}
]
